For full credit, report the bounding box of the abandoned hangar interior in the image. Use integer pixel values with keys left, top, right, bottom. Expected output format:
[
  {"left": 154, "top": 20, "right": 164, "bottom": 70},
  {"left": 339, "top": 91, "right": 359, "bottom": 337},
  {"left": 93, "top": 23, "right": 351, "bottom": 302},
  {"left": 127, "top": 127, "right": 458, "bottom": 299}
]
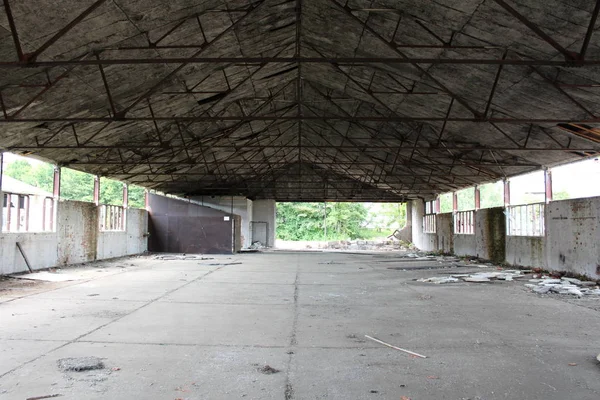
[
  {"left": 0, "top": 0, "right": 598, "bottom": 265},
  {"left": 1, "top": 1, "right": 600, "bottom": 399}
]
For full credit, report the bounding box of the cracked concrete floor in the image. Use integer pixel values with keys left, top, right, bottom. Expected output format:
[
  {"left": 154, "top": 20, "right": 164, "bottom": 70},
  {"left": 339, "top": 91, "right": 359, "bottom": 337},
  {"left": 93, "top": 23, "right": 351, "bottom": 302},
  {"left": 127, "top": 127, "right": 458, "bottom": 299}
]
[{"left": 1, "top": 251, "right": 600, "bottom": 399}]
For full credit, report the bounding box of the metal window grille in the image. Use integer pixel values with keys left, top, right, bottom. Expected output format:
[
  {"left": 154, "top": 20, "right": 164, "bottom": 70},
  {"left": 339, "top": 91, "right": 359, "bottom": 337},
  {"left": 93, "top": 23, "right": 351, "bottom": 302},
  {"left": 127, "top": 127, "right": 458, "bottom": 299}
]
[
  {"left": 506, "top": 203, "right": 545, "bottom": 236},
  {"left": 454, "top": 210, "right": 475, "bottom": 234},
  {"left": 99, "top": 204, "right": 125, "bottom": 231}
]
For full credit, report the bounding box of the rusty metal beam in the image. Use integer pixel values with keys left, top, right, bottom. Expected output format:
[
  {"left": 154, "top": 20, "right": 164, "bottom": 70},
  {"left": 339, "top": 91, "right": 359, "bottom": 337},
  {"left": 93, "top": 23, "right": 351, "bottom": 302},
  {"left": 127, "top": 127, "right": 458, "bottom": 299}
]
[
  {"left": 2, "top": 0, "right": 24, "bottom": 61},
  {"left": 493, "top": 0, "right": 576, "bottom": 60},
  {"left": 26, "top": 0, "right": 108, "bottom": 62},
  {"left": 4, "top": 57, "right": 600, "bottom": 68},
  {"left": 581, "top": 1, "right": 600, "bottom": 59},
  {"left": 2, "top": 116, "right": 600, "bottom": 123}
]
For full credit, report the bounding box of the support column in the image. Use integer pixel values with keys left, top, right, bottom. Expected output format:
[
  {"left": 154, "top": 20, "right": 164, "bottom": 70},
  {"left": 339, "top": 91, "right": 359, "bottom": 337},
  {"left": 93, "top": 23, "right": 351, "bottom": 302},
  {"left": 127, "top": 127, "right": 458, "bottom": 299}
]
[
  {"left": 93, "top": 175, "right": 100, "bottom": 206},
  {"left": 474, "top": 185, "right": 481, "bottom": 210},
  {"left": 452, "top": 192, "right": 458, "bottom": 212},
  {"left": 410, "top": 200, "right": 425, "bottom": 249},
  {"left": 0, "top": 152, "right": 4, "bottom": 230},
  {"left": 435, "top": 195, "right": 441, "bottom": 214},
  {"left": 544, "top": 168, "right": 553, "bottom": 204},
  {"left": 144, "top": 189, "right": 149, "bottom": 210},
  {"left": 53, "top": 166, "right": 61, "bottom": 199},
  {"left": 503, "top": 179, "right": 511, "bottom": 208},
  {"left": 122, "top": 183, "right": 128, "bottom": 208}
]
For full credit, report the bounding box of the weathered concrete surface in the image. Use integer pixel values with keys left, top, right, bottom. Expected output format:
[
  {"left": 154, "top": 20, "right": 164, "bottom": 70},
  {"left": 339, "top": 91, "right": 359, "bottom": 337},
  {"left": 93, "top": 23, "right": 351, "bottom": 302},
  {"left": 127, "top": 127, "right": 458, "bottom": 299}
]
[
  {"left": 1, "top": 252, "right": 600, "bottom": 399},
  {"left": 547, "top": 197, "right": 600, "bottom": 279},
  {"left": 506, "top": 235, "right": 546, "bottom": 268},
  {"left": 0, "top": 201, "right": 148, "bottom": 275},
  {"left": 252, "top": 200, "right": 277, "bottom": 248}
]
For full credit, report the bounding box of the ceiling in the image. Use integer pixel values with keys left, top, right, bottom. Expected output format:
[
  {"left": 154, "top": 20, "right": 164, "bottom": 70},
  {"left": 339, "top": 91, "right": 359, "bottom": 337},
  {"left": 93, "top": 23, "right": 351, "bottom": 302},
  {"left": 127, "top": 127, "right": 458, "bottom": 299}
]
[{"left": 1, "top": 0, "right": 600, "bottom": 201}]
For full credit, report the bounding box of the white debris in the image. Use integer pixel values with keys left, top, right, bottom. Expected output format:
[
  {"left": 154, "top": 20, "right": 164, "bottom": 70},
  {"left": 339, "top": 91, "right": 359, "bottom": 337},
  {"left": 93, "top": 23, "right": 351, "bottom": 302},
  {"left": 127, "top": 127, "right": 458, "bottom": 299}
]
[
  {"left": 417, "top": 276, "right": 460, "bottom": 284},
  {"left": 525, "top": 275, "right": 600, "bottom": 297},
  {"left": 418, "top": 270, "right": 525, "bottom": 285}
]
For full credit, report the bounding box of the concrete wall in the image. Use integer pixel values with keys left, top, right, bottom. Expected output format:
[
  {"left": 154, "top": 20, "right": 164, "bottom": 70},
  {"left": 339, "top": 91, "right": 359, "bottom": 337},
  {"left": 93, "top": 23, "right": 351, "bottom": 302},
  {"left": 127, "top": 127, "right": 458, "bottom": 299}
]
[
  {"left": 97, "top": 208, "right": 148, "bottom": 260},
  {"left": 505, "top": 236, "right": 545, "bottom": 268},
  {"left": 253, "top": 200, "right": 276, "bottom": 248},
  {"left": 546, "top": 197, "right": 600, "bottom": 278},
  {"left": 0, "top": 200, "right": 148, "bottom": 275},
  {"left": 191, "top": 196, "right": 253, "bottom": 248},
  {"left": 411, "top": 196, "right": 600, "bottom": 279}
]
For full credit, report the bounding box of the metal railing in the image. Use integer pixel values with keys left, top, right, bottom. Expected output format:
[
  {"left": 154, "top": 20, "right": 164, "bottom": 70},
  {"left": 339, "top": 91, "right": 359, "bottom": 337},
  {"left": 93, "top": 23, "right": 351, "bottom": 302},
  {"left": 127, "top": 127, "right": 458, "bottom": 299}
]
[
  {"left": 423, "top": 214, "right": 436, "bottom": 233},
  {"left": 454, "top": 210, "right": 475, "bottom": 234},
  {"left": 99, "top": 204, "right": 125, "bottom": 231},
  {"left": 507, "top": 203, "right": 545, "bottom": 236}
]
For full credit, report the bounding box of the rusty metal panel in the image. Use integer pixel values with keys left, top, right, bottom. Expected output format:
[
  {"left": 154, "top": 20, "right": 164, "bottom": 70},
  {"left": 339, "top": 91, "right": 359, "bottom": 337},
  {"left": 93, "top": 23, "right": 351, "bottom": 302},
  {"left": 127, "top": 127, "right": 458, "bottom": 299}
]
[{"left": 148, "top": 193, "right": 236, "bottom": 254}]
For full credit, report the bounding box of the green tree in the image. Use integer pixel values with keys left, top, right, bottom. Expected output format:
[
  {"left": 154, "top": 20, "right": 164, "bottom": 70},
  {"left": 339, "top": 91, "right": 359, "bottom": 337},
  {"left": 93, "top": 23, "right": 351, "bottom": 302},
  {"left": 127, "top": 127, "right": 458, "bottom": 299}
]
[
  {"left": 3, "top": 158, "right": 145, "bottom": 207},
  {"left": 128, "top": 185, "right": 146, "bottom": 208}
]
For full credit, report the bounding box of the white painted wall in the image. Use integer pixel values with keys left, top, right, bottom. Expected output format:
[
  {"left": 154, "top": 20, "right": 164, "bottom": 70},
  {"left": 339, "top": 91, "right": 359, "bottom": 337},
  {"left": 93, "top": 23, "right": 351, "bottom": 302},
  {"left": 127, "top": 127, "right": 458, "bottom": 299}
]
[
  {"left": 253, "top": 200, "right": 276, "bottom": 247},
  {"left": 0, "top": 200, "right": 148, "bottom": 275}
]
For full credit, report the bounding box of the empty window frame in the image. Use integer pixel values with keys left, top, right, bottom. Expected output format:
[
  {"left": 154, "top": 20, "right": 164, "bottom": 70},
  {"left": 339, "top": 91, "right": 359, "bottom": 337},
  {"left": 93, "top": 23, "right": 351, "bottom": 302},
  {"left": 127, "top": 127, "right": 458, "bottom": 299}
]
[
  {"left": 423, "top": 200, "right": 436, "bottom": 233},
  {"left": 506, "top": 203, "right": 545, "bottom": 237},
  {"left": 454, "top": 210, "right": 475, "bottom": 234},
  {"left": 2, "top": 192, "right": 29, "bottom": 232},
  {"left": 99, "top": 204, "right": 125, "bottom": 231}
]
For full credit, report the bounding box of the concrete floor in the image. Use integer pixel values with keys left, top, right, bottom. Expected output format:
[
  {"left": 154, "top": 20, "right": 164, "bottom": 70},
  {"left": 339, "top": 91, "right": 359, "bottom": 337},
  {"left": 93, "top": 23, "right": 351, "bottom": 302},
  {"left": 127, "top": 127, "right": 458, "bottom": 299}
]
[{"left": 1, "top": 251, "right": 599, "bottom": 400}]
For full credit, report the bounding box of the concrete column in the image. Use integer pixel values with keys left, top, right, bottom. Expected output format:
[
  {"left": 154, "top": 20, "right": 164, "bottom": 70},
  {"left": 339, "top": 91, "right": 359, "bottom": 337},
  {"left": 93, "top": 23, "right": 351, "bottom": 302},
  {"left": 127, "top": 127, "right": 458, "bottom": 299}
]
[
  {"left": 93, "top": 175, "right": 100, "bottom": 206},
  {"left": 474, "top": 185, "right": 481, "bottom": 210},
  {"left": 411, "top": 199, "right": 425, "bottom": 250},
  {"left": 0, "top": 152, "right": 3, "bottom": 230},
  {"left": 252, "top": 199, "right": 276, "bottom": 247},
  {"left": 544, "top": 168, "right": 553, "bottom": 204},
  {"left": 503, "top": 179, "right": 510, "bottom": 207}
]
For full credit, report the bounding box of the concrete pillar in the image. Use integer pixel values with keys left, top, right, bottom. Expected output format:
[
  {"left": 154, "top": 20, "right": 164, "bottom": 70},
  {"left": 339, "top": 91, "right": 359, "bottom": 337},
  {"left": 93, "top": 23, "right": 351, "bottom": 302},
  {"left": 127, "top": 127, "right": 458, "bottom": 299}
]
[
  {"left": 93, "top": 175, "right": 100, "bottom": 206},
  {"left": 252, "top": 199, "right": 276, "bottom": 247},
  {"left": 411, "top": 199, "right": 425, "bottom": 250},
  {"left": 0, "top": 152, "right": 3, "bottom": 230},
  {"left": 544, "top": 168, "right": 553, "bottom": 204}
]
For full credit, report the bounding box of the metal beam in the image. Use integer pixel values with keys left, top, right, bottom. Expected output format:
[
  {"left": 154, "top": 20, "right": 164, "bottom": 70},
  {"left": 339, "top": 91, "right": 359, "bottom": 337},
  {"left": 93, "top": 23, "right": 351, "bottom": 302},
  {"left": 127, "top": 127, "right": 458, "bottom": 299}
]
[
  {"left": 2, "top": 116, "right": 600, "bottom": 123},
  {"left": 493, "top": 0, "right": 577, "bottom": 61},
  {"left": 3, "top": 57, "right": 600, "bottom": 67}
]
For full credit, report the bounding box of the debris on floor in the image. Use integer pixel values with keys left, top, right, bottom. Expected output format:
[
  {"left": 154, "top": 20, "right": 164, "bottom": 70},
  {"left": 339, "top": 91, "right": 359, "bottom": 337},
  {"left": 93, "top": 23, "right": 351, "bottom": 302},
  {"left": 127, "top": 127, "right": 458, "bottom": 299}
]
[
  {"left": 257, "top": 365, "right": 280, "bottom": 374},
  {"left": 206, "top": 262, "right": 243, "bottom": 266},
  {"left": 57, "top": 357, "right": 105, "bottom": 372},
  {"left": 153, "top": 255, "right": 214, "bottom": 260},
  {"left": 524, "top": 276, "right": 600, "bottom": 297},
  {"left": 25, "top": 395, "right": 63, "bottom": 400},
  {"left": 417, "top": 270, "right": 527, "bottom": 284},
  {"left": 364, "top": 335, "right": 427, "bottom": 358},
  {"left": 9, "top": 272, "right": 83, "bottom": 282}
]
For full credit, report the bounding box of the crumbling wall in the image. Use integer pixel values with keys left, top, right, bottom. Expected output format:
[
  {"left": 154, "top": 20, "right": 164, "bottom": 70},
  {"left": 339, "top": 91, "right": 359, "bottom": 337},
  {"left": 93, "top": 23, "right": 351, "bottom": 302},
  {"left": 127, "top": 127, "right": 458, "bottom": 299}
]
[
  {"left": 546, "top": 197, "right": 600, "bottom": 279},
  {"left": 0, "top": 200, "right": 149, "bottom": 275},
  {"left": 506, "top": 236, "right": 545, "bottom": 268},
  {"left": 476, "top": 208, "right": 506, "bottom": 263},
  {"left": 436, "top": 213, "right": 453, "bottom": 254},
  {"left": 97, "top": 208, "right": 148, "bottom": 260},
  {"left": 412, "top": 196, "right": 600, "bottom": 280}
]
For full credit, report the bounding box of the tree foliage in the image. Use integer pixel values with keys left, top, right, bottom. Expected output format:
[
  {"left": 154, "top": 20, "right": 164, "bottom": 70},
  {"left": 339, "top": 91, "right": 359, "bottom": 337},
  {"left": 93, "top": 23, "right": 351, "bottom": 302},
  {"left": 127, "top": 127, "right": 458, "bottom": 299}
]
[
  {"left": 3, "top": 159, "right": 146, "bottom": 208},
  {"left": 276, "top": 202, "right": 407, "bottom": 241}
]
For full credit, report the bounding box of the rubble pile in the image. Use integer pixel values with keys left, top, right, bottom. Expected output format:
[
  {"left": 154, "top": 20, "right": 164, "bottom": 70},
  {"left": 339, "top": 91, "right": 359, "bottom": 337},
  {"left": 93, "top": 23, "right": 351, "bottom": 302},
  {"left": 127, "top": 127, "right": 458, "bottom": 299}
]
[{"left": 525, "top": 277, "right": 600, "bottom": 297}]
